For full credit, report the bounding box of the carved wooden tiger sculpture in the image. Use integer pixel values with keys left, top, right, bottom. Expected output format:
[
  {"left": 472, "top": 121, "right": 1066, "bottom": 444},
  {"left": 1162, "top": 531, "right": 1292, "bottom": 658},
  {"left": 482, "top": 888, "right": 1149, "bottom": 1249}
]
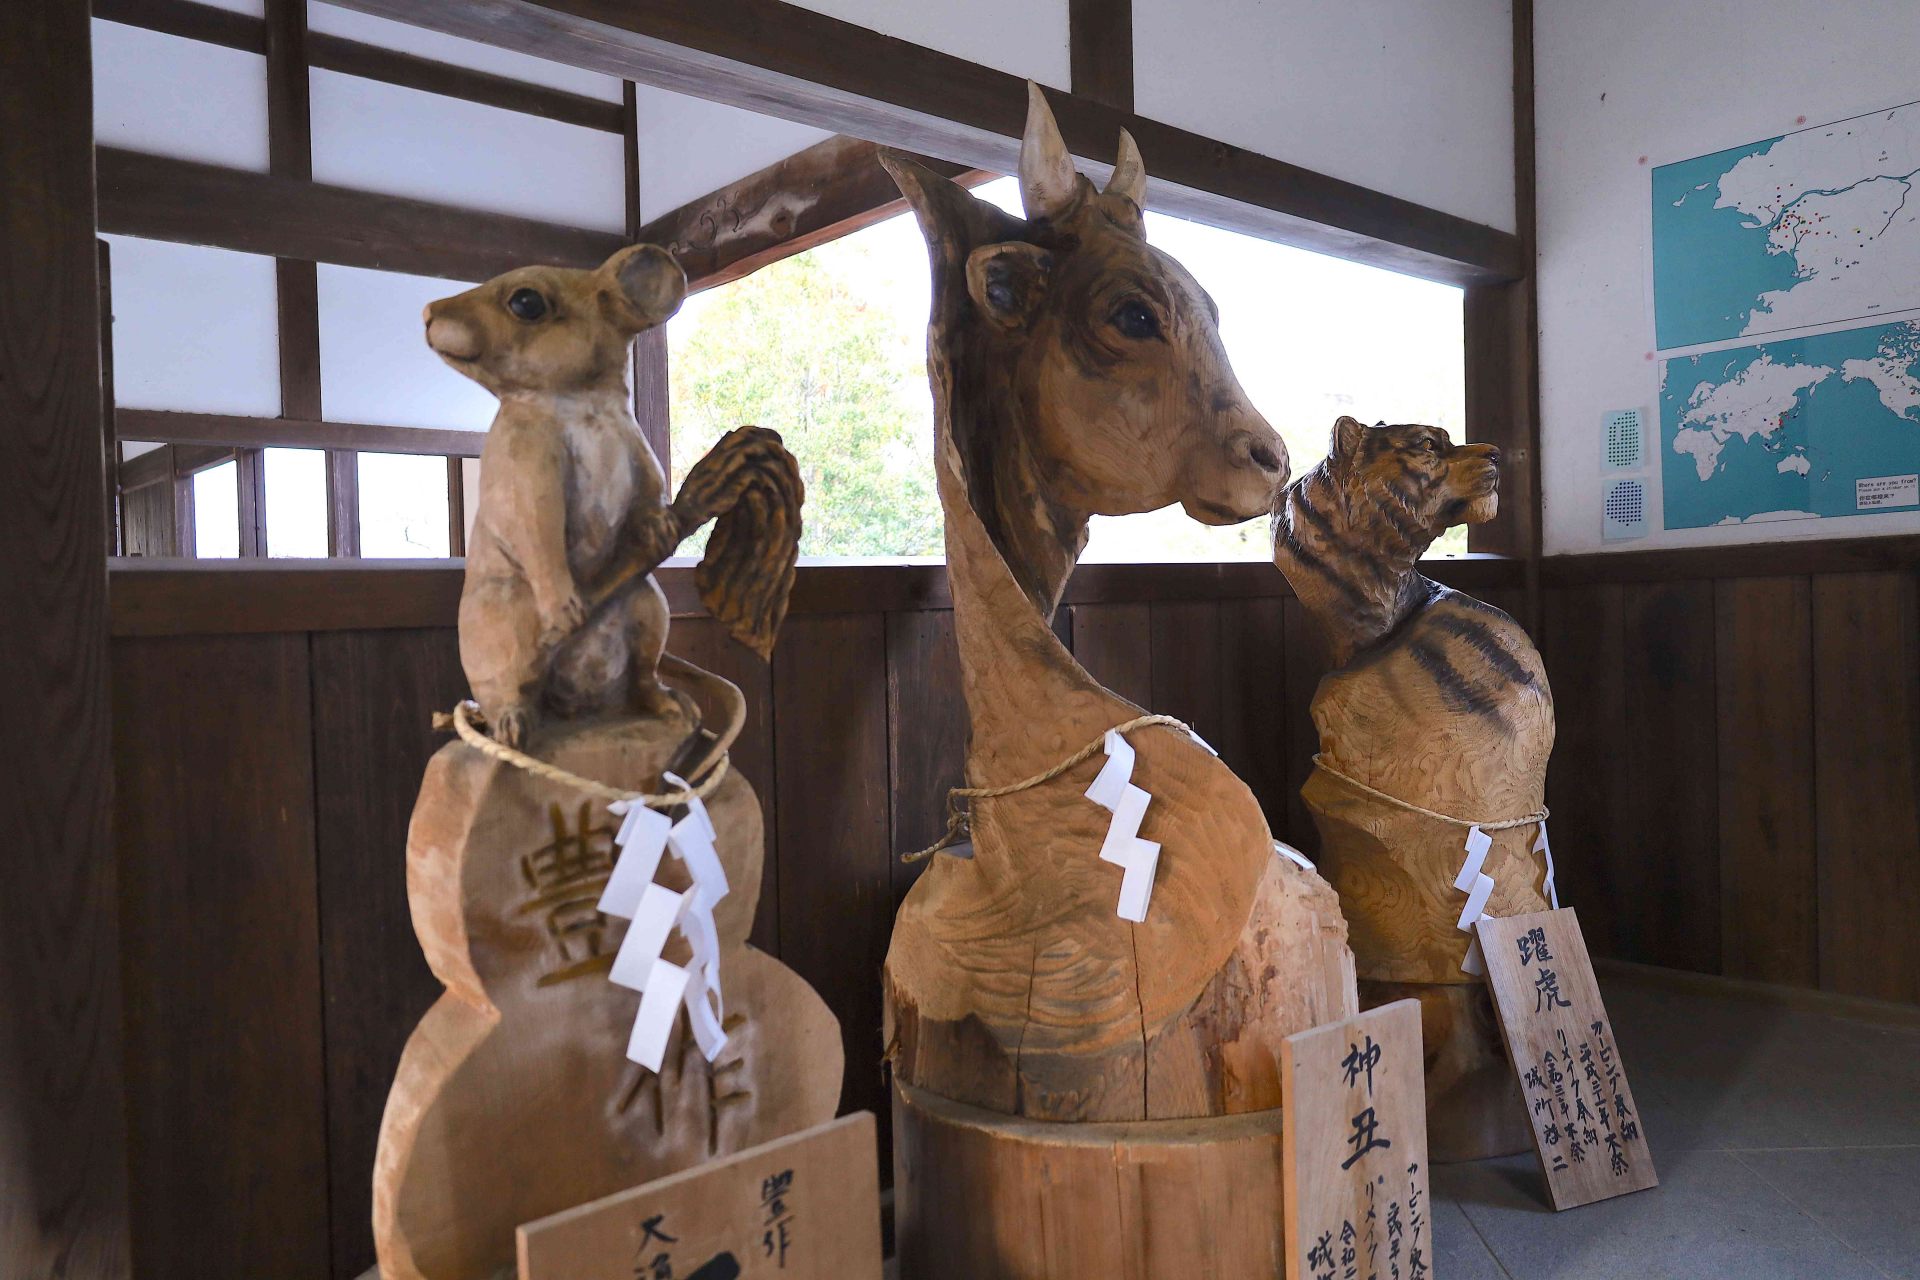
[{"left": 1273, "top": 415, "right": 1554, "bottom": 1160}]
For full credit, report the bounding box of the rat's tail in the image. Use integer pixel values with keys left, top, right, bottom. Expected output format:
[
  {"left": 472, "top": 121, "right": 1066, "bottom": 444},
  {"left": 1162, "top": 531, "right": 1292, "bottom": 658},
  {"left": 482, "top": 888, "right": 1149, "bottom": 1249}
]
[{"left": 669, "top": 425, "right": 804, "bottom": 660}]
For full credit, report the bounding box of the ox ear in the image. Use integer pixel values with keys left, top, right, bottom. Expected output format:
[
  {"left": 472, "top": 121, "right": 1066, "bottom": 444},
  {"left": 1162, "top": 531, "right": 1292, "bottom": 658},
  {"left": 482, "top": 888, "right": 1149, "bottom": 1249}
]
[
  {"left": 1020, "top": 81, "right": 1080, "bottom": 220},
  {"left": 1330, "top": 415, "right": 1368, "bottom": 467},
  {"left": 966, "top": 242, "right": 1054, "bottom": 330}
]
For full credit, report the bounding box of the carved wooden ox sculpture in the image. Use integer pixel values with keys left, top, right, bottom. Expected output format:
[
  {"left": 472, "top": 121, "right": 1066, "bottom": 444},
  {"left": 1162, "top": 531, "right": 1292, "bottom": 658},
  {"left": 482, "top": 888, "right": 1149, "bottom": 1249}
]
[
  {"left": 882, "top": 86, "right": 1357, "bottom": 1275},
  {"left": 1274, "top": 416, "right": 1554, "bottom": 1160}
]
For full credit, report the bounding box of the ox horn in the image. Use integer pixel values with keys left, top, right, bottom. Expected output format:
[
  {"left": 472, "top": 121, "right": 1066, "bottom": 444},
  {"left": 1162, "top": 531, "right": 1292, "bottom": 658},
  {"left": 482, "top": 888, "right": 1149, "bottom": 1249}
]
[
  {"left": 1106, "top": 128, "right": 1146, "bottom": 208},
  {"left": 1020, "top": 81, "right": 1079, "bottom": 220}
]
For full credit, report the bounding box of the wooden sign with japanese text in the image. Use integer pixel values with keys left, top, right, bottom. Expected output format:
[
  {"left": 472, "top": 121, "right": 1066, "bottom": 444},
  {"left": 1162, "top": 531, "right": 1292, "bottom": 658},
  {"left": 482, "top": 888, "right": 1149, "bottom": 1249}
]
[
  {"left": 516, "top": 1112, "right": 882, "bottom": 1280},
  {"left": 1477, "top": 909, "right": 1658, "bottom": 1210},
  {"left": 1282, "top": 999, "right": 1432, "bottom": 1280}
]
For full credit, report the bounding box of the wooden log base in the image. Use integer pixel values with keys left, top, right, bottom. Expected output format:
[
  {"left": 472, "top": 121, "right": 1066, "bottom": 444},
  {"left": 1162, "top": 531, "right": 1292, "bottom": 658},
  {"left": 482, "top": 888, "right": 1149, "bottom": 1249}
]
[
  {"left": 891, "top": 1081, "right": 1290, "bottom": 1279},
  {"left": 374, "top": 712, "right": 841, "bottom": 1280},
  {"left": 1361, "top": 978, "right": 1530, "bottom": 1162}
]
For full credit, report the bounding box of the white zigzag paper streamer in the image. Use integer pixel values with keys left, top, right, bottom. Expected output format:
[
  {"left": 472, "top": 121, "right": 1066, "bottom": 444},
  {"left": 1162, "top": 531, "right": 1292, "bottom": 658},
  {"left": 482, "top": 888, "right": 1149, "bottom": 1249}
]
[
  {"left": 1084, "top": 730, "right": 1161, "bottom": 923},
  {"left": 1454, "top": 819, "right": 1559, "bottom": 975},
  {"left": 1535, "top": 821, "right": 1559, "bottom": 909},
  {"left": 602, "top": 770, "right": 732, "bottom": 1071}
]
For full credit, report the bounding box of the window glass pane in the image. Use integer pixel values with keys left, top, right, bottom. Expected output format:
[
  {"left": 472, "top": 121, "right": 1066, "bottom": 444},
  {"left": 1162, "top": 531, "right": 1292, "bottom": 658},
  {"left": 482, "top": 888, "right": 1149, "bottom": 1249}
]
[
  {"left": 265, "top": 447, "right": 329, "bottom": 558},
  {"left": 358, "top": 452, "right": 450, "bottom": 558},
  {"left": 669, "top": 174, "right": 1467, "bottom": 562},
  {"left": 192, "top": 460, "right": 239, "bottom": 558}
]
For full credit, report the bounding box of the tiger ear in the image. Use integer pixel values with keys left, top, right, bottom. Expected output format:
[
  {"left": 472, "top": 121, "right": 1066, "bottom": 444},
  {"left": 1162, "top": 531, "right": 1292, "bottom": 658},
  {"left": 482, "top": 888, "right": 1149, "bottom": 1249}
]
[{"left": 1330, "top": 416, "right": 1367, "bottom": 465}]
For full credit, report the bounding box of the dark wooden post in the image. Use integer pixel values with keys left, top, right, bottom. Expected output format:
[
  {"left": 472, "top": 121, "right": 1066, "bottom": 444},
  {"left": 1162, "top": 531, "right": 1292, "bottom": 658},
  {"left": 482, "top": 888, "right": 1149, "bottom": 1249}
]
[{"left": 0, "top": 0, "right": 134, "bottom": 1274}]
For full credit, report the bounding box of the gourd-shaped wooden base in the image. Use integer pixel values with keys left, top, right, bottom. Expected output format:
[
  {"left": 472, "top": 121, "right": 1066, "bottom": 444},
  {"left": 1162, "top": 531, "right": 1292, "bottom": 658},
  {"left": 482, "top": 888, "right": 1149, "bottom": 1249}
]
[
  {"left": 892, "top": 1082, "right": 1290, "bottom": 1278},
  {"left": 373, "top": 713, "right": 841, "bottom": 1280}
]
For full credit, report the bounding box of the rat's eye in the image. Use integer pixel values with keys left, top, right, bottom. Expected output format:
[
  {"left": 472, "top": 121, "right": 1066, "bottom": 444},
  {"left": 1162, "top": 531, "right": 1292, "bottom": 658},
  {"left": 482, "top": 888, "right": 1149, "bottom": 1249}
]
[
  {"left": 1112, "top": 299, "right": 1161, "bottom": 340},
  {"left": 506, "top": 288, "right": 548, "bottom": 322}
]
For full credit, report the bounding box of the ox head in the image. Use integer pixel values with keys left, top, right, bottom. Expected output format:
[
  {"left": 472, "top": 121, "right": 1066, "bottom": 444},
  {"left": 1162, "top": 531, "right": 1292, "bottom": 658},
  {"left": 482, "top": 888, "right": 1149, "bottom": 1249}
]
[{"left": 885, "top": 85, "right": 1288, "bottom": 535}]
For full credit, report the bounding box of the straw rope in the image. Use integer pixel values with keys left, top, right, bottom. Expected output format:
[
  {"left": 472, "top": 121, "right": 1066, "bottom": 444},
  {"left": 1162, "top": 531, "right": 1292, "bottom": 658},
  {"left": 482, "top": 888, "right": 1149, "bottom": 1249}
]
[
  {"left": 901, "top": 714, "right": 1193, "bottom": 863},
  {"left": 433, "top": 699, "right": 729, "bottom": 807},
  {"left": 1310, "top": 753, "right": 1546, "bottom": 831}
]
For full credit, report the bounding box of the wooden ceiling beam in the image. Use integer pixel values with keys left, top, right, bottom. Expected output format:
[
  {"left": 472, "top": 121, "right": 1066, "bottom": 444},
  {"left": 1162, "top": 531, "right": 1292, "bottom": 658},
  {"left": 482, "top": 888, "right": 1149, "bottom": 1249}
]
[{"left": 322, "top": 0, "right": 1522, "bottom": 284}]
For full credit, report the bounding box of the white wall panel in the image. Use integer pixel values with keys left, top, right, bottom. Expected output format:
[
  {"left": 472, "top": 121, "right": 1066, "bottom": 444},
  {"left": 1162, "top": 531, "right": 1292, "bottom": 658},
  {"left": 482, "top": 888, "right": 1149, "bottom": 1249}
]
[
  {"left": 92, "top": 19, "right": 270, "bottom": 171},
  {"left": 775, "top": 0, "right": 1068, "bottom": 89},
  {"left": 633, "top": 87, "right": 836, "bottom": 223},
  {"left": 310, "top": 69, "right": 626, "bottom": 231},
  {"left": 306, "top": 2, "right": 623, "bottom": 101},
  {"left": 317, "top": 265, "right": 498, "bottom": 431},
  {"left": 1535, "top": 0, "right": 1920, "bottom": 552},
  {"left": 1133, "top": 0, "right": 1516, "bottom": 234},
  {"left": 105, "top": 236, "right": 281, "bottom": 417}
]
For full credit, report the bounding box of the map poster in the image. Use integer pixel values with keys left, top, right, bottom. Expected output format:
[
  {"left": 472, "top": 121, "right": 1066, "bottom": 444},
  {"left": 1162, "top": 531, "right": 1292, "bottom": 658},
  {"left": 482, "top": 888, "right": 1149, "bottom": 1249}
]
[
  {"left": 1651, "top": 99, "right": 1920, "bottom": 531},
  {"left": 1660, "top": 318, "right": 1920, "bottom": 528},
  {"left": 1653, "top": 99, "right": 1920, "bottom": 350}
]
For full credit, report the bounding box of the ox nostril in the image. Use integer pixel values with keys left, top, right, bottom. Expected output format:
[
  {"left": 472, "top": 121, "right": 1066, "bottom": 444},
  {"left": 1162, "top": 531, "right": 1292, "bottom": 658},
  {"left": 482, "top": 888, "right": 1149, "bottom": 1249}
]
[{"left": 1250, "top": 444, "right": 1283, "bottom": 473}]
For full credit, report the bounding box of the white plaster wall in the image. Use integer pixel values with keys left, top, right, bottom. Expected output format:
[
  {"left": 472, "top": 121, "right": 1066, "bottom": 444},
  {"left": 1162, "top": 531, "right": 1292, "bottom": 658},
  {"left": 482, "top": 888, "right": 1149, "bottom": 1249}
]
[
  {"left": 317, "top": 265, "right": 498, "bottom": 431},
  {"left": 1535, "top": 0, "right": 1920, "bottom": 553},
  {"left": 92, "top": 19, "right": 270, "bottom": 172},
  {"left": 1134, "top": 0, "right": 1516, "bottom": 234},
  {"left": 632, "top": 87, "right": 836, "bottom": 223},
  {"left": 775, "top": 0, "right": 1069, "bottom": 89},
  {"left": 104, "top": 236, "right": 282, "bottom": 417}
]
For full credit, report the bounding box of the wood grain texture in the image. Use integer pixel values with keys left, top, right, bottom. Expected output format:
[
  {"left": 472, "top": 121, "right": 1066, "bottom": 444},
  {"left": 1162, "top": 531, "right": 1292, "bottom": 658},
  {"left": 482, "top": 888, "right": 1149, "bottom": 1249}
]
[
  {"left": 671, "top": 615, "right": 781, "bottom": 955},
  {"left": 0, "top": 0, "right": 132, "bottom": 1272},
  {"left": 1813, "top": 571, "right": 1920, "bottom": 1004},
  {"left": 1215, "top": 597, "right": 1289, "bottom": 836},
  {"left": 114, "top": 633, "right": 330, "bottom": 1280},
  {"left": 1148, "top": 599, "right": 1222, "bottom": 744},
  {"left": 1067, "top": 603, "right": 1151, "bottom": 708},
  {"left": 1068, "top": 0, "right": 1133, "bottom": 111},
  {"left": 117, "top": 411, "right": 485, "bottom": 458},
  {"left": 1619, "top": 580, "right": 1720, "bottom": 973},
  {"left": 1715, "top": 577, "right": 1817, "bottom": 987},
  {"left": 893, "top": 1083, "right": 1293, "bottom": 1279},
  {"left": 1279, "top": 596, "right": 1332, "bottom": 854},
  {"left": 1539, "top": 583, "right": 1628, "bottom": 957},
  {"left": 773, "top": 613, "right": 894, "bottom": 1120},
  {"left": 322, "top": 0, "right": 1523, "bottom": 284},
  {"left": 310, "top": 628, "right": 466, "bottom": 1280},
  {"left": 96, "top": 148, "right": 623, "bottom": 282},
  {"left": 886, "top": 609, "right": 968, "bottom": 910}
]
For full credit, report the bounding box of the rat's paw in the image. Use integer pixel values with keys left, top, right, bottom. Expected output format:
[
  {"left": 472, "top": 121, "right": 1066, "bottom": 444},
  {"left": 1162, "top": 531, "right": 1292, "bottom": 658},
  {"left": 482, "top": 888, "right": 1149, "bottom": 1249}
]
[
  {"left": 539, "top": 590, "right": 588, "bottom": 648},
  {"left": 493, "top": 703, "right": 532, "bottom": 750}
]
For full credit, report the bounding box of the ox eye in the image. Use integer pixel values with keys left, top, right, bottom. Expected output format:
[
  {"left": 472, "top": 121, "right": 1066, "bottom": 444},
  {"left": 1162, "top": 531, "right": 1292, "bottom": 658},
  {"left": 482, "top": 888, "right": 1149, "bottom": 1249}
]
[
  {"left": 1112, "top": 300, "right": 1161, "bottom": 340},
  {"left": 506, "top": 288, "right": 548, "bottom": 322}
]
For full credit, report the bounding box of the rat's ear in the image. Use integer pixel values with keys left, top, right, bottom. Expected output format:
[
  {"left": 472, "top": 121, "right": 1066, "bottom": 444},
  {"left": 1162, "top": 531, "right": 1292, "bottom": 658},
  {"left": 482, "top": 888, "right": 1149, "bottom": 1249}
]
[
  {"left": 965, "top": 242, "right": 1053, "bottom": 331},
  {"left": 1330, "top": 415, "right": 1368, "bottom": 467},
  {"left": 600, "top": 244, "right": 688, "bottom": 333}
]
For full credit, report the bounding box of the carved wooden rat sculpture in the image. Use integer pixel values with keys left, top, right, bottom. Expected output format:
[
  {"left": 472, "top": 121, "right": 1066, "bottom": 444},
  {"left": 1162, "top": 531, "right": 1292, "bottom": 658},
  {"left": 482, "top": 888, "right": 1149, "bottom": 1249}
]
[
  {"left": 425, "top": 244, "right": 801, "bottom": 749},
  {"left": 374, "top": 246, "right": 837, "bottom": 1280},
  {"left": 1273, "top": 416, "right": 1554, "bottom": 1160}
]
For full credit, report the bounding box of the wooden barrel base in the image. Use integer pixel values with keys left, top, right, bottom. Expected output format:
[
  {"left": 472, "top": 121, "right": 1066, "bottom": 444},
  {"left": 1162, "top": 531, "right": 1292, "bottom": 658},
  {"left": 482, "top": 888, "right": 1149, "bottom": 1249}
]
[
  {"left": 892, "top": 1082, "right": 1288, "bottom": 1278},
  {"left": 1362, "top": 979, "right": 1530, "bottom": 1162}
]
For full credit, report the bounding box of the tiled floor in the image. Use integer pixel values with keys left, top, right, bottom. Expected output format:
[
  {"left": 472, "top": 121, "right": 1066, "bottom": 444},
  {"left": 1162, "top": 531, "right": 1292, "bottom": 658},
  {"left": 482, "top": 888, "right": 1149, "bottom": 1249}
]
[{"left": 1430, "top": 971, "right": 1920, "bottom": 1279}]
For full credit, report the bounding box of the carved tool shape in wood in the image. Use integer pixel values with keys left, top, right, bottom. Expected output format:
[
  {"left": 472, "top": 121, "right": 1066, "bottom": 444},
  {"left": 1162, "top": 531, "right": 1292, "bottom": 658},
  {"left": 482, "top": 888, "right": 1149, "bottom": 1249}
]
[
  {"left": 427, "top": 244, "right": 802, "bottom": 751},
  {"left": 1273, "top": 416, "right": 1554, "bottom": 1160},
  {"left": 881, "top": 84, "right": 1356, "bottom": 1126}
]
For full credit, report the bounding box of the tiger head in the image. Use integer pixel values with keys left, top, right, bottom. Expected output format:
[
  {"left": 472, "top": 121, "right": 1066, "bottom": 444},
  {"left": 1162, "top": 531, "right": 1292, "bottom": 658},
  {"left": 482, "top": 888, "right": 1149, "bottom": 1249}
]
[{"left": 1322, "top": 415, "right": 1501, "bottom": 546}]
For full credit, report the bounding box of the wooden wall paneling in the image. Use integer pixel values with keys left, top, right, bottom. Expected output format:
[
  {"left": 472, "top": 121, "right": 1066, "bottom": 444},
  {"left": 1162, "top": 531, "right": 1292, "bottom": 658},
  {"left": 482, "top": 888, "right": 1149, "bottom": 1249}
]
[
  {"left": 1538, "top": 583, "right": 1628, "bottom": 955},
  {"left": 1812, "top": 571, "right": 1920, "bottom": 1004},
  {"left": 121, "top": 475, "right": 179, "bottom": 556},
  {"left": 1216, "top": 597, "right": 1289, "bottom": 836},
  {"left": 328, "top": 450, "right": 361, "bottom": 557},
  {"left": 1279, "top": 597, "right": 1333, "bottom": 853},
  {"left": 885, "top": 609, "right": 968, "bottom": 911},
  {"left": 1617, "top": 580, "right": 1721, "bottom": 973},
  {"left": 1147, "top": 600, "right": 1222, "bottom": 744},
  {"left": 100, "top": 239, "right": 122, "bottom": 552},
  {"left": 113, "top": 633, "right": 330, "bottom": 1280},
  {"left": 1068, "top": 602, "right": 1152, "bottom": 708},
  {"left": 1068, "top": 0, "right": 1133, "bottom": 111},
  {"left": 309, "top": 627, "right": 467, "bottom": 1279},
  {"left": 668, "top": 615, "right": 781, "bottom": 955},
  {"left": 1544, "top": 535, "right": 1920, "bottom": 585},
  {"left": 1715, "top": 576, "right": 1818, "bottom": 987},
  {"left": 771, "top": 614, "right": 893, "bottom": 1120},
  {"left": 0, "top": 0, "right": 132, "bottom": 1272}
]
